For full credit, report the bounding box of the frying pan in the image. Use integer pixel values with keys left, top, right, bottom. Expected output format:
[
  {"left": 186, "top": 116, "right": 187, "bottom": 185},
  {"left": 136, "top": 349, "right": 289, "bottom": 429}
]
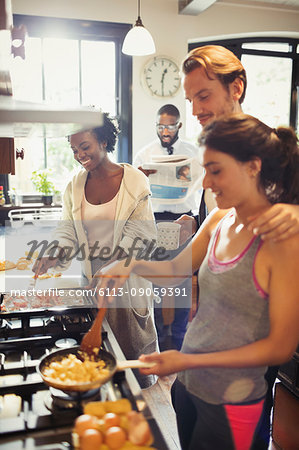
[{"left": 37, "top": 346, "right": 154, "bottom": 393}]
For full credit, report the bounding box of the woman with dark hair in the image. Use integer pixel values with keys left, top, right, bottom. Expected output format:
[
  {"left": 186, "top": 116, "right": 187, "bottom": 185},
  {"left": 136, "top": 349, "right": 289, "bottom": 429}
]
[
  {"left": 33, "top": 113, "right": 159, "bottom": 388},
  {"left": 95, "top": 113, "right": 299, "bottom": 448}
]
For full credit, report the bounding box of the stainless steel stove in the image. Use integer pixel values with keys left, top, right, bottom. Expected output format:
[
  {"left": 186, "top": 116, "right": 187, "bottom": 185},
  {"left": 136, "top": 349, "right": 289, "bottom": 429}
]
[{"left": 0, "top": 303, "right": 168, "bottom": 449}]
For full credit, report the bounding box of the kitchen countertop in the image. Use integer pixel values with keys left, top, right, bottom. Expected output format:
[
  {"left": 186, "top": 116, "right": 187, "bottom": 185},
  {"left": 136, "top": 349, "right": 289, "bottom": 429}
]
[{"left": 0, "top": 204, "right": 62, "bottom": 226}]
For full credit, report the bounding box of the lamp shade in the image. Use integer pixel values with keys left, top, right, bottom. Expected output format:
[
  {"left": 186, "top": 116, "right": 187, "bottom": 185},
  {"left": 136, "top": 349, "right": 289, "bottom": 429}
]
[{"left": 122, "top": 23, "right": 156, "bottom": 56}]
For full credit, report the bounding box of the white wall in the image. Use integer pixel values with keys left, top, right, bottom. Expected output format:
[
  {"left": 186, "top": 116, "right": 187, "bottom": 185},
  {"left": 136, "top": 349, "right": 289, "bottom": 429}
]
[{"left": 11, "top": 0, "right": 299, "bottom": 159}]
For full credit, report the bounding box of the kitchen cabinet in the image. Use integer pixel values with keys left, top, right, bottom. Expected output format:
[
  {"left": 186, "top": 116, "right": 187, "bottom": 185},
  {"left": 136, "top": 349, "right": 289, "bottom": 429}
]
[
  {"left": 272, "top": 382, "right": 299, "bottom": 449},
  {"left": 0, "top": 137, "right": 15, "bottom": 174}
]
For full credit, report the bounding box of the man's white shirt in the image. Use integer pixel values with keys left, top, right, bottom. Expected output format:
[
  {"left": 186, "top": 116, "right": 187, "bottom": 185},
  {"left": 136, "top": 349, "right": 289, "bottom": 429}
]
[{"left": 134, "top": 139, "right": 203, "bottom": 214}]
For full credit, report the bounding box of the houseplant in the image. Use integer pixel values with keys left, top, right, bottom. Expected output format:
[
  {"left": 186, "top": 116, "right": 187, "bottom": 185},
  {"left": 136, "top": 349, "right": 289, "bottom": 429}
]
[{"left": 31, "top": 169, "right": 58, "bottom": 205}]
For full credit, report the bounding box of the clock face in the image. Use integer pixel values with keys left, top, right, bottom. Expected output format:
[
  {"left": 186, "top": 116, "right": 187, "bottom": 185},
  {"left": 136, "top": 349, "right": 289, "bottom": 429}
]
[{"left": 143, "top": 57, "right": 181, "bottom": 97}]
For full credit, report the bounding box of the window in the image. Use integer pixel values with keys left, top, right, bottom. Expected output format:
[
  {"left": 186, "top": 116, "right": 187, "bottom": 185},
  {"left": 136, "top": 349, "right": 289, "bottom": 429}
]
[
  {"left": 9, "top": 15, "right": 132, "bottom": 198},
  {"left": 187, "top": 37, "right": 299, "bottom": 141},
  {"left": 242, "top": 53, "right": 292, "bottom": 127}
]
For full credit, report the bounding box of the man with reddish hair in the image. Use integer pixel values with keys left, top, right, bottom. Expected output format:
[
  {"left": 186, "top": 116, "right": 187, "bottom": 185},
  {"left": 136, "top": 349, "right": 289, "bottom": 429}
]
[{"left": 178, "top": 45, "right": 299, "bottom": 242}]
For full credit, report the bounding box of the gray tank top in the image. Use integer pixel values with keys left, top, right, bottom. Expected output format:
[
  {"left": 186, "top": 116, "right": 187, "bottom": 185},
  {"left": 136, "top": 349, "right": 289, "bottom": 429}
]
[{"left": 179, "top": 213, "right": 269, "bottom": 405}]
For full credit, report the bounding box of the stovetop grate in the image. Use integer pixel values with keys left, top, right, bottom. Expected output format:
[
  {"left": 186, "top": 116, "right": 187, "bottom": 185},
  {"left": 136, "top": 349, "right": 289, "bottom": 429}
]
[
  {"left": 0, "top": 309, "right": 168, "bottom": 449},
  {"left": 0, "top": 326, "right": 137, "bottom": 445}
]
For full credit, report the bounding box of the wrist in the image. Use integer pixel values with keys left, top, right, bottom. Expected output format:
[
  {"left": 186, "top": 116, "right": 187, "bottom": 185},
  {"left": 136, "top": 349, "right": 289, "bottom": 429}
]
[
  {"left": 133, "top": 258, "right": 148, "bottom": 277},
  {"left": 181, "top": 352, "right": 201, "bottom": 371},
  {"left": 130, "top": 258, "right": 138, "bottom": 273}
]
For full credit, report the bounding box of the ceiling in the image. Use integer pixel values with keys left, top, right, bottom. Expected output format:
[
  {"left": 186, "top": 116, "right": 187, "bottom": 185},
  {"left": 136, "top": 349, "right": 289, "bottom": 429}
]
[{"left": 178, "top": 0, "right": 299, "bottom": 14}]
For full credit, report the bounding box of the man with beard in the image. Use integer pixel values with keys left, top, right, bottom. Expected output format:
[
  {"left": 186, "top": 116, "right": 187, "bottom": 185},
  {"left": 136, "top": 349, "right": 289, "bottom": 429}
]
[
  {"left": 134, "top": 104, "right": 202, "bottom": 351},
  {"left": 178, "top": 45, "right": 299, "bottom": 242}
]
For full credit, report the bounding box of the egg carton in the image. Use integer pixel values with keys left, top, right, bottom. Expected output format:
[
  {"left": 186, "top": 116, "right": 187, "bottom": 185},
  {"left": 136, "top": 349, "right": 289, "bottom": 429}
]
[{"left": 8, "top": 207, "right": 62, "bottom": 228}]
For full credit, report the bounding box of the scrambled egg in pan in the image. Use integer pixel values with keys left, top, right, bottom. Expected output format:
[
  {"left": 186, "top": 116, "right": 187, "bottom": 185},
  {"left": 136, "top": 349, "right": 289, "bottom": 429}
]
[{"left": 43, "top": 353, "right": 110, "bottom": 384}]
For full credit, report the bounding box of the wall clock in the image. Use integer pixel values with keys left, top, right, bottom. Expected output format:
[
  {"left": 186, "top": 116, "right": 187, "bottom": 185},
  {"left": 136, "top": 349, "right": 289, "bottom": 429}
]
[{"left": 142, "top": 56, "right": 181, "bottom": 98}]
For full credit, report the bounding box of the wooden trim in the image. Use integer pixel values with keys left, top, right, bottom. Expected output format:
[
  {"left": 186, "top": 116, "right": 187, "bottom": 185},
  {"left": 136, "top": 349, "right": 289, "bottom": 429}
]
[{"left": 0, "top": 137, "right": 15, "bottom": 174}]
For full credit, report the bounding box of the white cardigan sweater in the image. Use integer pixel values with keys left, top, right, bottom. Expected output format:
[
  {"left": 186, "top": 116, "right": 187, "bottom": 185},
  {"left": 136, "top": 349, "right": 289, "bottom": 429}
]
[{"left": 54, "top": 164, "right": 159, "bottom": 387}]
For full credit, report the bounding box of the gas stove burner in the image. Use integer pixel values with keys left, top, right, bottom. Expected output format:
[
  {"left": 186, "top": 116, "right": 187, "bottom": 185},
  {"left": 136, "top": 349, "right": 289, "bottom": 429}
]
[
  {"left": 44, "top": 386, "right": 101, "bottom": 412},
  {"left": 55, "top": 338, "right": 78, "bottom": 349}
]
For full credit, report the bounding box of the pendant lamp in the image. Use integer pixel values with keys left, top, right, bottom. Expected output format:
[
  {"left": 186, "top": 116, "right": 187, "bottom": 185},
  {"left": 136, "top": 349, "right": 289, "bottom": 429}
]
[{"left": 122, "top": 0, "right": 156, "bottom": 56}]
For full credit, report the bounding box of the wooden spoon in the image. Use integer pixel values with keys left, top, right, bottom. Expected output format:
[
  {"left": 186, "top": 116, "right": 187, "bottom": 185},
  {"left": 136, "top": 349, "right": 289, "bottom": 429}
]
[{"left": 80, "top": 304, "right": 107, "bottom": 354}]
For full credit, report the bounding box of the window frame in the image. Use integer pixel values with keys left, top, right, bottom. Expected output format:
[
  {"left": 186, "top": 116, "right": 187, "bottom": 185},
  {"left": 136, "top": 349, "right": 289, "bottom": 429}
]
[
  {"left": 13, "top": 14, "right": 133, "bottom": 162},
  {"left": 188, "top": 36, "right": 299, "bottom": 131}
]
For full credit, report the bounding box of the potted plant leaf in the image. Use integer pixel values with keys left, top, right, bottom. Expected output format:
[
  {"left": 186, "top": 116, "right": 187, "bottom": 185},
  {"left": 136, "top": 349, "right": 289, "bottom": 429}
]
[{"left": 31, "top": 169, "right": 58, "bottom": 206}]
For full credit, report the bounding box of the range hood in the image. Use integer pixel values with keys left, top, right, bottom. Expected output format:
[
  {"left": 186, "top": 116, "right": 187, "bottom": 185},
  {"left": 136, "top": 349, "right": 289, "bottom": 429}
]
[{"left": 0, "top": 95, "right": 103, "bottom": 138}]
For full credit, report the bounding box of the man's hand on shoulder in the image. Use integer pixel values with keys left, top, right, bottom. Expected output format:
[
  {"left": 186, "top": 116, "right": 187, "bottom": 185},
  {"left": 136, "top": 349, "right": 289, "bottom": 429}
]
[
  {"left": 247, "top": 203, "right": 299, "bottom": 241},
  {"left": 137, "top": 166, "right": 157, "bottom": 177}
]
